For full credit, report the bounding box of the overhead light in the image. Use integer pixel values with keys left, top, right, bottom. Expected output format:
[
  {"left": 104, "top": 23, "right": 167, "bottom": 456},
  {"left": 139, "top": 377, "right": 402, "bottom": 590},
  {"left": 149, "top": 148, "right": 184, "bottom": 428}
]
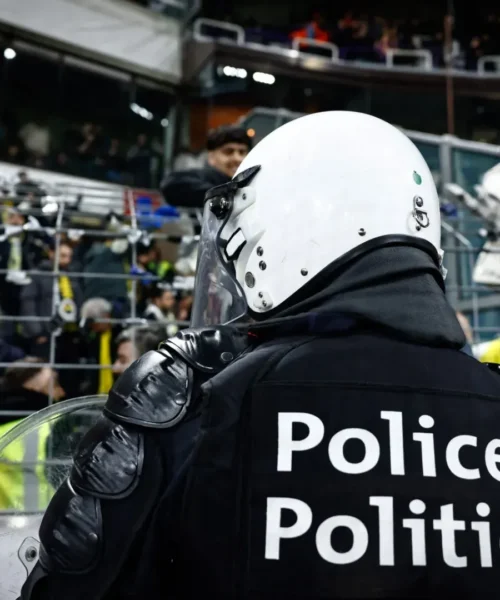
[
  {"left": 253, "top": 72, "right": 275, "bottom": 85},
  {"left": 247, "top": 128, "right": 256, "bottom": 138},
  {"left": 131, "top": 102, "right": 153, "bottom": 120},
  {"left": 161, "top": 118, "right": 169, "bottom": 127},
  {"left": 222, "top": 65, "right": 247, "bottom": 79},
  {"left": 4, "top": 48, "right": 16, "bottom": 60}
]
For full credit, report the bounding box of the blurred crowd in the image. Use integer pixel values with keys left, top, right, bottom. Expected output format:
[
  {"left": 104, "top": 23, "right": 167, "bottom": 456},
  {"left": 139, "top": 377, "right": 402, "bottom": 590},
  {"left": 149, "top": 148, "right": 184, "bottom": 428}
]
[
  {"left": 0, "top": 122, "right": 254, "bottom": 423},
  {"left": 0, "top": 174, "right": 198, "bottom": 422},
  {"left": 125, "top": 0, "right": 500, "bottom": 71},
  {"left": 0, "top": 117, "right": 162, "bottom": 188},
  {"left": 221, "top": 10, "right": 500, "bottom": 70}
]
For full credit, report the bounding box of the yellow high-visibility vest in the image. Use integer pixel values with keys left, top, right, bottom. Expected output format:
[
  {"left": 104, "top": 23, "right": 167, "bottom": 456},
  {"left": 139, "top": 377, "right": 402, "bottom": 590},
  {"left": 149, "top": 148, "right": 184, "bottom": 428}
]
[
  {"left": 480, "top": 338, "right": 500, "bottom": 364},
  {"left": 0, "top": 420, "right": 54, "bottom": 512}
]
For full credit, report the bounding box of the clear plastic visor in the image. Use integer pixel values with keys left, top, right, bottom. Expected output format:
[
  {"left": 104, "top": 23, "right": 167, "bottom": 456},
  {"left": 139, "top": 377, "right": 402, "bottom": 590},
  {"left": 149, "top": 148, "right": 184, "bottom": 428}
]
[{"left": 190, "top": 202, "right": 247, "bottom": 328}]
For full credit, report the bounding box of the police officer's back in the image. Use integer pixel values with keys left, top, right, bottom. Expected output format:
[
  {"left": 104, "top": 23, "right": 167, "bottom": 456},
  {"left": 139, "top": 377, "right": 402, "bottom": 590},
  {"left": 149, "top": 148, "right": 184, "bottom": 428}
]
[{"left": 20, "top": 112, "right": 500, "bottom": 599}]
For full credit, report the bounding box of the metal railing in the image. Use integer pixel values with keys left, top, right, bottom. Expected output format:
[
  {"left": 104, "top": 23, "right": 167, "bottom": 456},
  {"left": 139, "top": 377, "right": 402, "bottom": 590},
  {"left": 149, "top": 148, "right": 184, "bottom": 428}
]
[
  {"left": 193, "top": 18, "right": 245, "bottom": 44},
  {"left": 190, "top": 17, "right": 500, "bottom": 77},
  {"left": 385, "top": 49, "right": 433, "bottom": 70},
  {"left": 477, "top": 55, "right": 500, "bottom": 74},
  {"left": 0, "top": 182, "right": 199, "bottom": 412},
  {"left": 291, "top": 38, "right": 339, "bottom": 61}
]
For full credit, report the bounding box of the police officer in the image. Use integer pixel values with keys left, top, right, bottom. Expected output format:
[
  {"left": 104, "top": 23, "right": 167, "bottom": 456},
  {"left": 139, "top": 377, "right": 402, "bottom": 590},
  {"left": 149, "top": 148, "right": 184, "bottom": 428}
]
[{"left": 20, "top": 112, "right": 500, "bottom": 599}]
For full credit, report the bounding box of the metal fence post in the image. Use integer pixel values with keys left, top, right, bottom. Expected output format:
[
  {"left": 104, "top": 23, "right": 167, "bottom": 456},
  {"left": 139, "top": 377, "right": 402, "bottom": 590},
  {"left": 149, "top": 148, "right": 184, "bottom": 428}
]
[{"left": 439, "top": 135, "right": 460, "bottom": 309}]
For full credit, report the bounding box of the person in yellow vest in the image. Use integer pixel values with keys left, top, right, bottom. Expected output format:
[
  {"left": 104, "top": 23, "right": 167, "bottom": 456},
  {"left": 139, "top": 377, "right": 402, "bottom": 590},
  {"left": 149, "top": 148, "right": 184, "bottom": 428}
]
[
  {"left": 0, "top": 418, "right": 53, "bottom": 511},
  {"left": 0, "top": 357, "right": 65, "bottom": 511},
  {"left": 477, "top": 336, "right": 500, "bottom": 363}
]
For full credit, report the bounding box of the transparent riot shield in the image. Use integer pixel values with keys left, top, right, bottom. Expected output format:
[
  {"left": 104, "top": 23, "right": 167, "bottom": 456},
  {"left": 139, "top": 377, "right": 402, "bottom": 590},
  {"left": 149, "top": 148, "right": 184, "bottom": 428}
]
[{"left": 0, "top": 395, "right": 106, "bottom": 599}]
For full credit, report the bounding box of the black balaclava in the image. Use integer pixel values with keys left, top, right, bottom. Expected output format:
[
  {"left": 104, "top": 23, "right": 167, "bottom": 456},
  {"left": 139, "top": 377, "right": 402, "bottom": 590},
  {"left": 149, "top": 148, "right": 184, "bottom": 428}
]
[{"left": 249, "top": 245, "right": 465, "bottom": 350}]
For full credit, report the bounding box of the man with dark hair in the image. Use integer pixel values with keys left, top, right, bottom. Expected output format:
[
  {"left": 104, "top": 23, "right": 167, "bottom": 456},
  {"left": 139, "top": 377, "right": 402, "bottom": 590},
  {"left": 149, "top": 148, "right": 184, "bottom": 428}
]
[
  {"left": 112, "top": 325, "right": 167, "bottom": 376},
  {"left": 161, "top": 124, "right": 252, "bottom": 208},
  {"left": 205, "top": 125, "right": 253, "bottom": 178},
  {"left": 19, "top": 240, "right": 82, "bottom": 353},
  {"left": 0, "top": 356, "right": 65, "bottom": 425}
]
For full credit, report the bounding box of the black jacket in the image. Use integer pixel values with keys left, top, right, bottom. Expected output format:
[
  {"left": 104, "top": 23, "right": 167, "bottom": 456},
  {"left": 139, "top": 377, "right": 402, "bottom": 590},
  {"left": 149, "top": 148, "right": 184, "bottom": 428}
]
[
  {"left": 0, "top": 232, "right": 45, "bottom": 273},
  {"left": 161, "top": 166, "right": 229, "bottom": 208},
  {"left": 0, "top": 387, "right": 50, "bottom": 425},
  {"left": 169, "top": 329, "right": 500, "bottom": 599},
  {"left": 19, "top": 260, "right": 83, "bottom": 339}
]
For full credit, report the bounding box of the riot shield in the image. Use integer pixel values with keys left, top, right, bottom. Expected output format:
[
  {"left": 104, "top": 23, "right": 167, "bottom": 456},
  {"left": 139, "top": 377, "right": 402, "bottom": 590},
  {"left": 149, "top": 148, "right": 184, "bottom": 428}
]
[{"left": 0, "top": 395, "right": 106, "bottom": 599}]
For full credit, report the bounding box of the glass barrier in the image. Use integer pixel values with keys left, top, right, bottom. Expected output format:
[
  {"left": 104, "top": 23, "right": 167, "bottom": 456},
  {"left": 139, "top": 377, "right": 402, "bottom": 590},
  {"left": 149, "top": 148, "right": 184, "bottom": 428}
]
[{"left": 0, "top": 396, "right": 105, "bottom": 599}]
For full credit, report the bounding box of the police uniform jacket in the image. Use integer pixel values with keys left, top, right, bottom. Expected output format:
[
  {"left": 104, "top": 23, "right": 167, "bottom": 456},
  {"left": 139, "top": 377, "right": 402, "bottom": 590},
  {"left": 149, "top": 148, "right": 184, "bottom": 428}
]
[{"left": 21, "top": 246, "right": 500, "bottom": 600}]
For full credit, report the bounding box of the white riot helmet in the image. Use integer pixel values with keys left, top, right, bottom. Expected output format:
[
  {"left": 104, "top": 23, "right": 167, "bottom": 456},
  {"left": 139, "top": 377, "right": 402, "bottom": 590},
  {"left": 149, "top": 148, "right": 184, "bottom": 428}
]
[{"left": 191, "top": 111, "right": 444, "bottom": 327}]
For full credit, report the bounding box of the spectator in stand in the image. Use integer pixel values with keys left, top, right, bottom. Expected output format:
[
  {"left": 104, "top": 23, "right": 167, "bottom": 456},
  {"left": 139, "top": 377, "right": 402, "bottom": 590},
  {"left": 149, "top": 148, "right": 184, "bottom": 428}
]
[
  {"left": 51, "top": 152, "right": 72, "bottom": 175},
  {"left": 466, "top": 35, "right": 485, "bottom": 70},
  {"left": 0, "top": 206, "right": 46, "bottom": 319},
  {"left": 0, "top": 357, "right": 65, "bottom": 425},
  {"left": 143, "top": 283, "right": 178, "bottom": 338},
  {"left": 176, "top": 293, "right": 193, "bottom": 324},
  {"left": 19, "top": 240, "right": 79, "bottom": 352},
  {"left": 80, "top": 231, "right": 129, "bottom": 319},
  {"left": 161, "top": 125, "right": 252, "bottom": 208},
  {"left": 336, "top": 11, "right": 357, "bottom": 47},
  {"left": 127, "top": 133, "right": 153, "bottom": 188},
  {"left": 14, "top": 171, "right": 52, "bottom": 227},
  {"left": 72, "top": 123, "right": 102, "bottom": 178},
  {"left": 133, "top": 240, "right": 174, "bottom": 309},
  {"left": 15, "top": 170, "right": 44, "bottom": 201},
  {"left": 112, "top": 325, "right": 167, "bottom": 376},
  {"left": 290, "top": 12, "right": 329, "bottom": 46},
  {"left": 375, "top": 18, "right": 399, "bottom": 58},
  {"left": 143, "top": 284, "right": 176, "bottom": 321},
  {"left": 102, "top": 138, "right": 126, "bottom": 183},
  {"left": 3, "top": 139, "right": 25, "bottom": 165},
  {"left": 18, "top": 119, "right": 50, "bottom": 169},
  {"left": 79, "top": 298, "right": 115, "bottom": 396},
  {"left": 19, "top": 239, "right": 83, "bottom": 396}
]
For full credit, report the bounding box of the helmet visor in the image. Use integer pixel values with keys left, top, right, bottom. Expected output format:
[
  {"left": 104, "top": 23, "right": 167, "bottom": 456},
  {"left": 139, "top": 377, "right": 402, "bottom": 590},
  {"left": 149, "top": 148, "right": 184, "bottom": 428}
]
[{"left": 190, "top": 202, "right": 248, "bottom": 328}]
